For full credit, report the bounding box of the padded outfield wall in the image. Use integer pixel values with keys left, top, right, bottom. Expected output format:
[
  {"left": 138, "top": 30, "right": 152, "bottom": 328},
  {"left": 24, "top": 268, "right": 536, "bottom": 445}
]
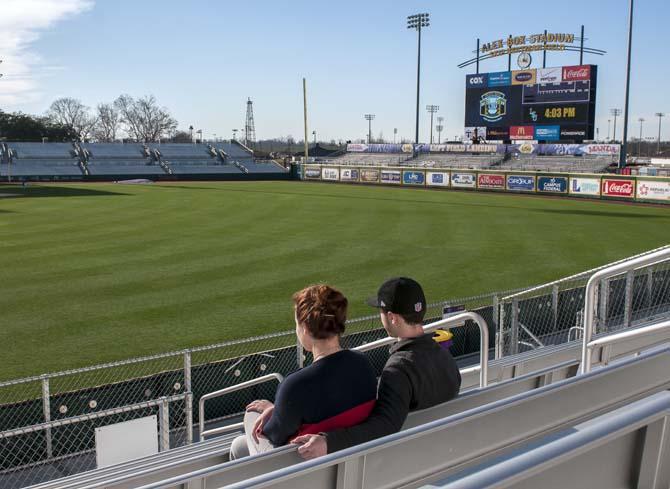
[{"left": 301, "top": 165, "right": 670, "bottom": 204}]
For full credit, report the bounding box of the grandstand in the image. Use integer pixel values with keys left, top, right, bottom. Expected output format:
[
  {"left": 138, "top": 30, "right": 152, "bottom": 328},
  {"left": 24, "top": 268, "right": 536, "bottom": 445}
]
[
  {"left": 1, "top": 247, "right": 669, "bottom": 489},
  {"left": 329, "top": 152, "right": 413, "bottom": 166},
  {"left": 1, "top": 142, "right": 84, "bottom": 178},
  {"left": 0, "top": 142, "right": 288, "bottom": 180},
  {"left": 499, "top": 154, "right": 614, "bottom": 173},
  {"left": 412, "top": 152, "right": 503, "bottom": 169}
]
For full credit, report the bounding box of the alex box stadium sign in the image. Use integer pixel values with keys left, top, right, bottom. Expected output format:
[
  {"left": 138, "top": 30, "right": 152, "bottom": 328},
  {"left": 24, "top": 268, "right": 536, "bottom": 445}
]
[{"left": 602, "top": 179, "right": 635, "bottom": 198}]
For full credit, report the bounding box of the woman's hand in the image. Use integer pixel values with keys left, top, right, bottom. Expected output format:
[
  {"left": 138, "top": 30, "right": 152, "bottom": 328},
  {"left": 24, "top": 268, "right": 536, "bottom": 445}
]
[
  {"left": 246, "top": 399, "right": 273, "bottom": 413},
  {"left": 251, "top": 406, "right": 274, "bottom": 443}
]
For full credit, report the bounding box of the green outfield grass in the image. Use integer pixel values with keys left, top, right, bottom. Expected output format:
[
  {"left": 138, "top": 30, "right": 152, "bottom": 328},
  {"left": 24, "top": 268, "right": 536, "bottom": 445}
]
[{"left": 0, "top": 181, "right": 668, "bottom": 381}]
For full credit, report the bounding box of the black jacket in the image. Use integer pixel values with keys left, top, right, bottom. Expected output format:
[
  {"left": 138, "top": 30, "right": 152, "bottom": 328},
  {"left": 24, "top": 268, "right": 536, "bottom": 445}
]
[{"left": 325, "top": 333, "right": 461, "bottom": 453}]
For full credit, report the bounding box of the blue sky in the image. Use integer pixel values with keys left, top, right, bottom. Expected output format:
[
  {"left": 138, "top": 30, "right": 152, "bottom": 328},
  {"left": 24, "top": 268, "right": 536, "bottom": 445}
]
[{"left": 1, "top": 0, "right": 668, "bottom": 142}]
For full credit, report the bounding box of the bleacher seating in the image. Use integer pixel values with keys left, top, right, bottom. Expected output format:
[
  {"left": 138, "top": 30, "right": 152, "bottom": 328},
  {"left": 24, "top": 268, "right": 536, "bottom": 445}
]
[
  {"left": 82, "top": 143, "right": 147, "bottom": 159},
  {"left": 3, "top": 143, "right": 83, "bottom": 177},
  {"left": 498, "top": 155, "right": 612, "bottom": 173},
  {"left": 330, "top": 153, "right": 413, "bottom": 166},
  {"left": 85, "top": 161, "right": 165, "bottom": 175},
  {"left": 412, "top": 153, "right": 503, "bottom": 169},
  {"left": 10, "top": 142, "right": 75, "bottom": 159},
  {"left": 217, "top": 142, "right": 254, "bottom": 160}
]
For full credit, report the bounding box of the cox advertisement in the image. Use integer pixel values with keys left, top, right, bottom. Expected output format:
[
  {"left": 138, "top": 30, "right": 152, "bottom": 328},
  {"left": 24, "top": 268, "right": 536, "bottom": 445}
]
[
  {"left": 427, "top": 172, "right": 450, "bottom": 187},
  {"left": 381, "top": 170, "right": 401, "bottom": 184},
  {"left": 360, "top": 169, "right": 379, "bottom": 182},
  {"left": 321, "top": 168, "right": 339, "bottom": 181},
  {"left": 602, "top": 179, "right": 635, "bottom": 198},
  {"left": 340, "top": 168, "right": 359, "bottom": 182},
  {"left": 477, "top": 173, "right": 505, "bottom": 189},
  {"left": 507, "top": 175, "right": 535, "bottom": 192},
  {"left": 569, "top": 177, "right": 601, "bottom": 196},
  {"left": 403, "top": 171, "right": 425, "bottom": 185},
  {"left": 637, "top": 180, "right": 670, "bottom": 201},
  {"left": 304, "top": 166, "right": 321, "bottom": 179},
  {"left": 451, "top": 172, "right": 476, "bottom": 188},
  {"left": 537, "top": 176, "right": 568, "bottom": 193}
]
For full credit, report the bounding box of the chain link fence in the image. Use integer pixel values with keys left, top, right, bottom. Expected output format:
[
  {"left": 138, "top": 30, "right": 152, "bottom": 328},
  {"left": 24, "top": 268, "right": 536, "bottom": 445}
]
[{"left": 1, "top": 247, "right": 669, "bottom": 488}]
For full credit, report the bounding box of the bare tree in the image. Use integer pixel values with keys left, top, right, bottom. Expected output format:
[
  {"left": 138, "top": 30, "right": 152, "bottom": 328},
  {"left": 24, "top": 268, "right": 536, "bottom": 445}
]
[
  {"left": 93, "top": 103, "right": 120, "bottom": 142},
  {"left": 47, "top": 97, "right": 97, "bottom": 141},
  {"left": 114, "top": 94, "right": 178, "bottom": 142}
]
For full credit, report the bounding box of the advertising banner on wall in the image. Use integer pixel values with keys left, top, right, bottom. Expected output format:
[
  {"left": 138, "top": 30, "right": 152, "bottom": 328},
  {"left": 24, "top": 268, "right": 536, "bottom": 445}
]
[
  {"left": 510, "top": 126, "right": 534, "bottom": 140},
  {"left": 477, "top": 173, "right": 506, "bottom": 189},
  {"left": 487, "top": 127, "right": 510, "bottom": 140},
  {"left": 430, "top": 143, "right": 497, "bottom": 153},
  {"left": 463, "top": 127, "right": 488, "bottom": 141},
  {"left": 347, "top": 144, "right": 368, "bottom": 152},
  {"left": 322, "top": 167, "right": 339, "bottom": 181},
  {"left": 381, "top": 170, "right": 401, "bottom": 184},
  {"left": 506, "top": 174, "right": 535, "bottom": 192},
  {"left": 360, "top": 169, "right": 380, "bottom": 182},
  {"left": 451, "top": 172, "right": 477, "bottom": 188},
  {"left": 570, "top": 176, "right": 601, "bottom": 195},
  {"left": 602, "top": 179, "right": 635, "bottom": 198},
  {"left": 637, "top": 180, "right": 670, "bottom": 201},
  {"left": 562, "top": 65, "right": 591, "bottom": 81},
  {"left": 511, "top": 69, "right": 537, "bottom": 85},
  {"left": 488, "top": 71, "right": 511, "bottom": 87},
  {"left": 367, "top": 144, "right": 403, "bottom": 153},
  {"left": 466, "top": 73, "right": 488, "bottom": 88},
  {"left": 403, "top": 171, "right": 425, "bottom": 185},
  {"left": 427, "top": 171, "right": 450, "bottom": 187},
  {"left": 304, "top": 166, "right": 322, "bottom": 179},
  {"left": 534, "top": 126, "right": 561, "bottom": 140},
  {"left": 537, "top": 176, "right": 568, "bottom": 193},
  {"left": 340, "top": 168, "right": 359, "bottom": 182},
  {"left": 504, "top": 143, "right": 620, "bottom": 156},
  {"left": 537, "top": 67, "right": 562, "bottom": 84},
  {"left": 569, "top": 176, "right": 601, "bottom": 196}
]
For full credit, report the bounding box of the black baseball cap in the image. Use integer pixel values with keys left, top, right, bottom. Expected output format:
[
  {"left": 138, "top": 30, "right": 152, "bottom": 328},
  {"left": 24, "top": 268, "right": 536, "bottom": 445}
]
[{"left": 366, "top": 277, "right": 426, "bottom": 317}]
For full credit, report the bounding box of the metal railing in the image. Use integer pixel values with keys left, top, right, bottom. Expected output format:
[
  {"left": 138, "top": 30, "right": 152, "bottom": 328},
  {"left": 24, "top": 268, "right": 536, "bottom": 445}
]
[
  {"left": 198, "top": 374, "right": 284, "bottom": 442},
  {"left": 581, "top": 247, "right": 670, "bottom": 373}
]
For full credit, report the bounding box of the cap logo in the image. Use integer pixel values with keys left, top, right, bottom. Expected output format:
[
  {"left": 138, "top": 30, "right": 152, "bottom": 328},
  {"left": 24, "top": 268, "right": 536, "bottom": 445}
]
[
  {"left": 414, "top": 302, "right": 423, "bottom": 312},
  {"left": 380, "top": 300, "right": 386, "bottom": 307}
]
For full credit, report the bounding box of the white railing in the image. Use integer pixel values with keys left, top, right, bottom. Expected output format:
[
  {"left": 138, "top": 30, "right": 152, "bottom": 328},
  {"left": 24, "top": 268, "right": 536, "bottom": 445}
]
[{"left": 581, "top": 247, "right": 670, "bottom": 373}]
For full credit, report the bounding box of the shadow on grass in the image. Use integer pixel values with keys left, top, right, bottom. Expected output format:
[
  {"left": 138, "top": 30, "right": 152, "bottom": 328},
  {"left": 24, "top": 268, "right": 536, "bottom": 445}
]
[{"left": 0, "top": 186, "right": 129, "bottom": 198}]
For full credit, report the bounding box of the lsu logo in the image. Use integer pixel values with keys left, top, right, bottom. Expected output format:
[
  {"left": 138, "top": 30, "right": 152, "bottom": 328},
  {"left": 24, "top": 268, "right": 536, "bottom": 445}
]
[{"left": 480, "top": 91, "right": 506, "bottom": 122}]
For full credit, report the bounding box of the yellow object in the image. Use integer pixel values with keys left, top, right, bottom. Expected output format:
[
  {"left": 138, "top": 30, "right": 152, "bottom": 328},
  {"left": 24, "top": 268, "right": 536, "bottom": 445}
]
[{"left": 432, "top": 329, "right": 453, "bottom": 343}]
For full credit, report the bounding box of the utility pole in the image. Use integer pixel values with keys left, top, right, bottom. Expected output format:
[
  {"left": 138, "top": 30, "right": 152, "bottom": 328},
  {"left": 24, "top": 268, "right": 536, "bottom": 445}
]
[
  {"left": 436, "top": 116, "right": 444, "bottom": 144},
  {"left": 607, "top": 119, "right": 611, "bottom": 141},
  {"left": 656, "top": 113, "right": 665, "bottom": 155},
  {"left": 619, "top": 0, "right": 635, "bottom": 168},
  {"left": 426, "top": 105, "right": 439, "bottom": 144},
  {"left": 407, "top": 13, "right": 430, "bottom": 144},
  {"left": 638, "top": 118, "right": 645, "bottom": 156},
  {"left": 611, "top": 109, "right": 621, "bottom": 142},
  {"left": 364, "top": 114, "right": 375, "bottom": 144},
  {"left": 303, "top": 78, "right": 309, "bottom": 162}
]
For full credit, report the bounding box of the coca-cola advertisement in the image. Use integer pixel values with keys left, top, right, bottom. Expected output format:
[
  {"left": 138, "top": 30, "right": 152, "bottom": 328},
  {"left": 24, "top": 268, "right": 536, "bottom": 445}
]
[
  {"left": 477, "top": 173, "right": 505, "bottom": 189},
  {"left": 602, "top": 179, "right": 635, "bottom": 198},
  {"left": 561, "top": 65, "right": 591, "bottom": 82}
]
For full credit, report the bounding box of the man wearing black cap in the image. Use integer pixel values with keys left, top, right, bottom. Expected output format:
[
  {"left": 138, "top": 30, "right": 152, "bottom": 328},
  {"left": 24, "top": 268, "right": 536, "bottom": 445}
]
[{"left": 294, "top": 277, "right": 461, "bottom": 459}]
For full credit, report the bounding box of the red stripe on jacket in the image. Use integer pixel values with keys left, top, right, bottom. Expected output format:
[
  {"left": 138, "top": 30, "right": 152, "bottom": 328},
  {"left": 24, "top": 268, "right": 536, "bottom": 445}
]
[{"left": 293, "top": 400, "right": 376, "bottom": 439}]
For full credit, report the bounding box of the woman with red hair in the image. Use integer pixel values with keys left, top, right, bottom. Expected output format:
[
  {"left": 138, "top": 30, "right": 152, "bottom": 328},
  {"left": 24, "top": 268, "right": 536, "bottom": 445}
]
[{"left": 230, "top": 284, "right": 377, "bottom": 459}]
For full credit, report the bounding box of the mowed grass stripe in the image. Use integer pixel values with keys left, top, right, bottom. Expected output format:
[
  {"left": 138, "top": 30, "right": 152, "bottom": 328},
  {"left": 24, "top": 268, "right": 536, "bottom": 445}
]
[{"left": 0, "top": 181, "right": 668, "bottom": 380}]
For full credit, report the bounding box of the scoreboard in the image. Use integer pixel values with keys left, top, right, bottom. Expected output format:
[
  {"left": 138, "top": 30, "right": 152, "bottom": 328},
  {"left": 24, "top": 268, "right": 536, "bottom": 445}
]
[{"left": 464, "top": 65, "right": 597, "bottom": 142}]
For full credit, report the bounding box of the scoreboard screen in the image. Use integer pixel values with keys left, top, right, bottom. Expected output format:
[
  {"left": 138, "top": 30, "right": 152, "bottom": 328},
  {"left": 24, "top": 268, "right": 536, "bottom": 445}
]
[{"left": 464, "top": 65, "right": 597, "bottom": 142}]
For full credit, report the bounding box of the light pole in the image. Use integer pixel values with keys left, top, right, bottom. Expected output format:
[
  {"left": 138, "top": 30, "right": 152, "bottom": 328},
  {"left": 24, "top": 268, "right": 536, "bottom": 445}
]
[
  {"left": 426, "top": 105, "right": 439, "bottom": 144},
  {"left": 436, "top": 116, "right": 444, "bottom": 144},
  {"left": 393, "top": 127, "right": 398, "bottom": 144},
  {"left": 610, "top": 109, "right": 621, "bottom": 142},
  {"left": 638, "top": 118, "right": 645, "bottom": 156},
  {"left": 312, "top": 130, "right": 317, "bottom": 145},
  {"left": 656, "top": 113, "right": 665, "bottom": 155},
  {"left": 189, "top": 125, "right": 194, "bottom": 143},
  {"left": 364, "top": 114, "right": 375, "bottom": 144},
  {"left": 407, "top": 13, "right": 430, "bottom": 144},
  {"left": 619, "top": 0, "right": 634, "bottom": 168},
  {"left": 607, "top": 119, "right": 611, "bottom": 141}
]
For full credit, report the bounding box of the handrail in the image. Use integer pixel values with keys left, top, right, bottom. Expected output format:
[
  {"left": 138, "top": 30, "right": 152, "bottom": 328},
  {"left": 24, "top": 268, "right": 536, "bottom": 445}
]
[
  {"left": 198, "top": 373, "right": 284, "bottom": 441},
  {"left": 354, "top": 312, "right": 489, "bottom": 389},
  {"left": 581, "top": 247, "right": 670, "bottom": 374},
  {"left": 582, "top": 319, "right": 670, "bottom": 374}
]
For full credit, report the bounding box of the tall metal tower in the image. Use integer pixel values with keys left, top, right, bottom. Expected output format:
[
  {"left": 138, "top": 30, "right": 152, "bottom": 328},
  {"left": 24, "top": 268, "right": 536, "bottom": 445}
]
[{"left": 245, "top": 97, "right": 256, "bottom": 147}]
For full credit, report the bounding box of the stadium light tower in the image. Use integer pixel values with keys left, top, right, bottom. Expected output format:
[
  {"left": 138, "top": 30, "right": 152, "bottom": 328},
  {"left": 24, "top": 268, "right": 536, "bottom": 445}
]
[
  {"left": 619, "top": 0, "right": 635, "bottom": 168},
  {"left": 364, "top": 114, "right": 375, "bottom": 144},
  {"left": 656, "top": 113, "right": 665, "bottom": 155},
  {"left": 393, "top": 127, "right": 398, "bottom": 144},
  {"left": 610, "top": 109, "right": 621, "bottom": 142},
  {"left": 426, "top": 105, "right": 439, "bottom": 144},
  {"left": 407, "top": 13, "right": 430, "bottom": 144},
  {"left": 638, "top": 118, "right": 645, "bottom": 156}
]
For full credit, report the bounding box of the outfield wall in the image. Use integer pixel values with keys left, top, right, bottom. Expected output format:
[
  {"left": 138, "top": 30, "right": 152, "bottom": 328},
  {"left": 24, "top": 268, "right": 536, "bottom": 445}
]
[{"left": 301, "top": 165, "right": 670, "bottom": 204}]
